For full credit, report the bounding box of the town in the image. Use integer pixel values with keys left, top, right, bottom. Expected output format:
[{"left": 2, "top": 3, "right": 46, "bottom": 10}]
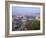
[{"left": 12, "top": 15, "right": 40, "bottom": 31}]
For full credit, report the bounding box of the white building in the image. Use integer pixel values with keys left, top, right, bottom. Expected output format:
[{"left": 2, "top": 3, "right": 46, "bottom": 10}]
[{"left": 35, "top": 16, "right": 40, "bottom": 21}]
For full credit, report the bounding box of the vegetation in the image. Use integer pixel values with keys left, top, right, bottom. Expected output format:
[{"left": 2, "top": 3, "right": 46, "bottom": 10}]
[
  {"left": 25, "top": 20, "right": 40, "bottom": 30},
  {"left": 12, "top": 18, "right": 40, "bottom": 31}
]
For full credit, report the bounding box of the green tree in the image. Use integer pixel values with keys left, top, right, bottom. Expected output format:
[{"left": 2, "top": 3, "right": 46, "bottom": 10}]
[
  {"left": 25, "top": 20, "right": 40, "bottom": 30},
  {"left": 31, "top": 20, "right": 40, "bottom": 30}
]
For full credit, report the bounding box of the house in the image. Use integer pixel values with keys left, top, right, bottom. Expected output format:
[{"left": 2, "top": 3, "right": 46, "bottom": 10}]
[{"left": 35, "top": 16, "right": 40, "bottom": 21}]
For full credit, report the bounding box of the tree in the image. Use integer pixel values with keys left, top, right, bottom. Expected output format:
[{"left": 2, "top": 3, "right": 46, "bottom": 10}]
[
  {"left": 31, "top": 20, "right": 40, "bottom": 30},
  {"left": 25, "top": 20, "right": 40, "bottom": 30}
]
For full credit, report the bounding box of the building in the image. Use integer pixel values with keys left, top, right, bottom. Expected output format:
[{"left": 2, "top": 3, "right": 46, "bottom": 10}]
[{"left": 35, "top": 16, "right": 40, "bottom": 21}]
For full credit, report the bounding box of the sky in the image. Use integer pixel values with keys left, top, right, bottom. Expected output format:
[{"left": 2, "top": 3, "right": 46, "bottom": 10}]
[{"left": 12, "top": 6, "right": 40, "bottom": 16}]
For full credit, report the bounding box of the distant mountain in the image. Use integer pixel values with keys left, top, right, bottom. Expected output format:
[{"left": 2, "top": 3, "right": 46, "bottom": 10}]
[
  {"left": 12, "top": 13, "right": 40, "bottom": 16},
  {"left": 25, "top": 13, "right": 40, "bottom": 16},
  {"left": 33, "top": 13, "right": 40, "bottom": 16}
]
